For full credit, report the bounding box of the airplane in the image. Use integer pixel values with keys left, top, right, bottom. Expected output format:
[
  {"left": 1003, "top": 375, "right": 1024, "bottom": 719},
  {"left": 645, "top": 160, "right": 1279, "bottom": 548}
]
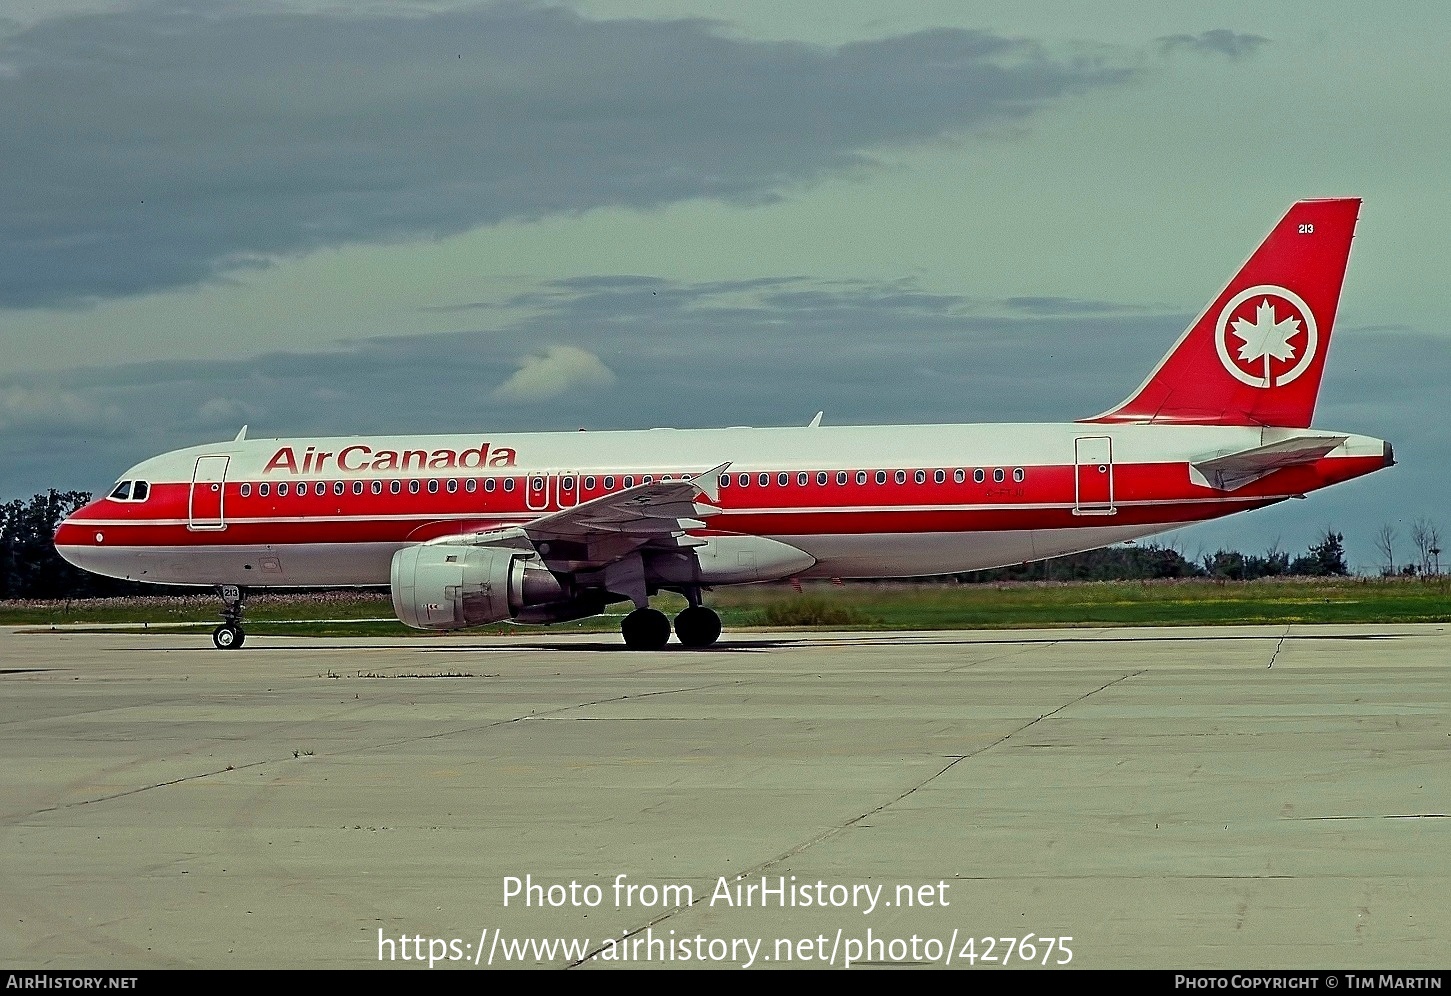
[{"left": 55, "top": 198, "right": 1392, "bottom": 650}]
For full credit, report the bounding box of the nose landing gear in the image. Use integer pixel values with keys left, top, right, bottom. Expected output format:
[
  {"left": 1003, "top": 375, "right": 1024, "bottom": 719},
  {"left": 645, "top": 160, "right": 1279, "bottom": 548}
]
[{"left": 212, "top": 585, "right": 247, "bottom": 649}]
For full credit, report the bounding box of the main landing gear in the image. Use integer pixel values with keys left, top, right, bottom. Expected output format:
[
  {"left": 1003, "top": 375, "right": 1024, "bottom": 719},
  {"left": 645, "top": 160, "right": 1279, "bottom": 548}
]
[
  {"left": 619, "top": 604, "right": 722, "bottom": 650},
  {"left": 212, "top": 585, "right": 247, "bottom": 650}
]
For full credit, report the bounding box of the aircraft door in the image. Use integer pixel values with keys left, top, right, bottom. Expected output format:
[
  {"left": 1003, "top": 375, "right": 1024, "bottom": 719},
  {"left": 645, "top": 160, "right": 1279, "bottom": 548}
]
[
  {"left": 189, "top": 455, "right": 230, "bottom": 530},
  {"left": 1073, "top": 436, "right": 1115, "bottom": 515}
]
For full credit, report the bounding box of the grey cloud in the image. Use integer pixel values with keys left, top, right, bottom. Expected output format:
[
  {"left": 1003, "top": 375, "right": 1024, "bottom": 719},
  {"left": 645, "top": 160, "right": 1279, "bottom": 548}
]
[
  {"left": 1004, "top": 296, "right": 1151, "bottom": 315},
  {"left": 1156, "top": 29, "right": 1269, "bottom": 61},
  {"left": 0, "top": 1, "right": 1136, "bottom": 307}
]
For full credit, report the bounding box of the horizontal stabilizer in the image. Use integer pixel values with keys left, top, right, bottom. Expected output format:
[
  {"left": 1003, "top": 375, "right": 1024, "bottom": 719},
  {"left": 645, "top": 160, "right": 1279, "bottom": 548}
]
[{"left": 1191, "top": 434, "right": 1347, "bottom": 491}]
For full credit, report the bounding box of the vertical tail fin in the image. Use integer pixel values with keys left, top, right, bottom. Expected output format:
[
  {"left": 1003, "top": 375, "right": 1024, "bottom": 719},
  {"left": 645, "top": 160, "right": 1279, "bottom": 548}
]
[{"left": 1087, "top": 198, "right": 1360, "bottom": 427}]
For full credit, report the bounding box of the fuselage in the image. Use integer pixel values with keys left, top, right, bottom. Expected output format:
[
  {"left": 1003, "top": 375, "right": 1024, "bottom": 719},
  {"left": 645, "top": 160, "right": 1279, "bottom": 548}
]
[{"left": 55, "top": 420, "right": 1391, "bottom": 587}]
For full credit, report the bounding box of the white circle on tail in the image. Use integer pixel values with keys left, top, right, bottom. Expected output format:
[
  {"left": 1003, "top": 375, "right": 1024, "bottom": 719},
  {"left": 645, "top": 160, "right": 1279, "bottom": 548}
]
[{"left": 1214, "top": 285, "right": 1318, "bottom": 388}]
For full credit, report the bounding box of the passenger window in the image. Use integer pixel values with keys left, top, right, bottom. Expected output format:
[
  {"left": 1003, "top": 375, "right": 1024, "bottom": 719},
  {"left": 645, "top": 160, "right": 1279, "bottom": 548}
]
[
  {"left": 447, "top": 479, "right": 458, "bottom": 493},
  {"left": 504, "top": 478, "right": 515, "bottom": 492},
  {"left": 561, "top": 477, "right": 573, "bottom": 492},
  {"left": 390, "top": 480, "right": 401, "bottom": 495},
  {"left": 485, "top": 478, "right": 496, "bottom": 492},
  {"left": 719, "top": 475, "right": 730, "bottom": 488},
  {"left": 993, "top": 468, "right": 1005, "bottom": 483},
  {"left": 798, "top": 472, "right": 808, "bottom": 487},
  {"left": 817, "top": 472, "right": 828, "bottom": 486},
  {"left": 372, "top": 480, "right": 382, "bottom": 495},
  {"left": 623, "top": 476, "right": 634, "bottom": 488},
  {"left": 894, "top": 470, "right": 906, "bottom": 485},
  {"left": 954, "top": 469, "right": 965, "bottom": 484},
  {"left": 778, "top": 473, "right": 789, "bottom": 487},
  {"left": 738, "top": 474, "right": 749, "bottom": 487},
  {"left": 875, "top": 471, "right": 887, "bottom": 485},
  {"left": 279, "top": 482, "right": 290, "bottom": 497},
  {"left": 259, "top": 483, "right": 270, "bottom": 497},
  {"left": 584, "top": 477, "right": 595, "bottom": 490},
  {"left": 1014, "top": 468, "right": 1025, "bottom": 483},
  {"left": 240, "top": 483, "right": 251, "bottom": 498},
  {"left": 915, "top": 470, "right": 926, "bottom": 484},
  {"left": 759, "top": 473, "right": 769, "bottom": 487},
  {"left": 642, "top": 475, "right": 653, "bottom": 484},
  {"left": 934, "top": 470, "right": 945, "bottom": 484},
  {"left": 661, "top": 475, "right": 672, "bottom": 481},
  {"left": 427, "top": 480, "right": 439, "bottom": 494},
  {"left": 315, "top": 482, "right": 326, "bottom": 496},
  {"left": 856, "top": 471, "right": 867, "bottom": 485},
  {"left": 353, "top": 480, "right": 364, "bottom": 495},
  {"left": 465, "top": 479, "right": 477, "bottom": 493},
  {"left": 110, "top": 482, "right": 131, "bottom": 500},
  {"left": 604, "top": 476, "right": 615, "bottom": 490},
  {"left": 334, "top": 481, "right": 345, "bottom": 496},
  {"left": 409, "top": 480, "right": 420, "bottom": 494},
  {"left": 974, "top": 469, "right": 985, "bottom": 484}
]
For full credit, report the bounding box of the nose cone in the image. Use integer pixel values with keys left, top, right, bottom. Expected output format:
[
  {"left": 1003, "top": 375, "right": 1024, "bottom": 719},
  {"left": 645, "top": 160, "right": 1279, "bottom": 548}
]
[{"left": 53, "top": 499, "right": 108, "bottom": 574}]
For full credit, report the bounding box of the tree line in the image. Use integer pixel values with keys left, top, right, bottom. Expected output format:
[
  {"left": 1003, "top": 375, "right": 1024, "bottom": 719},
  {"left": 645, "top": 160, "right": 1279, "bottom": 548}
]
[{"left": 956, "top": 528, "right": 1353, "bottom": 583}]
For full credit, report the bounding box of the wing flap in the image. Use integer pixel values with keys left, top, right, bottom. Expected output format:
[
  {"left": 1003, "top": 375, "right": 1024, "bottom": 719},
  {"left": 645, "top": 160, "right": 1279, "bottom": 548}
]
[{"left": 445, "top": 462, "right": 730, "bottom": 569}]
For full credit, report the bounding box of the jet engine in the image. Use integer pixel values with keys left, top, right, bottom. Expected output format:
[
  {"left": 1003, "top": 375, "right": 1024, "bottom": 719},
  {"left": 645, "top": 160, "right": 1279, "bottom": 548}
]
[{"left": 390, "top": 544, "right": 567, "bottom": 630}]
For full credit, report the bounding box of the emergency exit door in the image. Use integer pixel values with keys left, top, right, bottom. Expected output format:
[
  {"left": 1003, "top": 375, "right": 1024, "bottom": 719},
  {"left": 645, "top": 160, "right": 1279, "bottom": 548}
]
[{"left": 1074, "top": 436, "right": 1115, "bottom": 515}]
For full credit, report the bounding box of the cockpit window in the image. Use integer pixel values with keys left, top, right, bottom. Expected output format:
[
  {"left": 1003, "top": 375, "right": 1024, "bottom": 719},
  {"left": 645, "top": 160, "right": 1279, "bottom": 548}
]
[{"left": 107, "top": 480, "right": 150, "bottom": 502}]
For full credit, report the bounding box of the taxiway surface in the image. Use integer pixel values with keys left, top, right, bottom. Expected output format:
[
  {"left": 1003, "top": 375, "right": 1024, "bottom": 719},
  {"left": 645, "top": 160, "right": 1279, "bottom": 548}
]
[{"left": 1, "top": 625, "right": 1446, "bottom": 969}]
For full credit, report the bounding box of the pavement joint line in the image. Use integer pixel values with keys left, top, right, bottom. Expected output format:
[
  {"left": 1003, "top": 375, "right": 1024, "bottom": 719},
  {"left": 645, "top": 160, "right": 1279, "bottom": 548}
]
[
  {"left": 3, "top": 679, "right": 755, "bottom": 824},
  {"left": 942, "top": 637, "right": 1066, "bottom": 674},
  {"left": 352, "top": 678, "right": 756, "bottom": 754},
  {"left": 567, "top": 667, "right": 1147, "bottom": 969}
]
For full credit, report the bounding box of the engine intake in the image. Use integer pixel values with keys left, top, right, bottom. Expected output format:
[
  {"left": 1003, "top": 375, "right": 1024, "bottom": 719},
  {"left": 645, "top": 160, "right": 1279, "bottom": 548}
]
[{"left": 390, "top": 544, "right": 566, "bottom": 630}]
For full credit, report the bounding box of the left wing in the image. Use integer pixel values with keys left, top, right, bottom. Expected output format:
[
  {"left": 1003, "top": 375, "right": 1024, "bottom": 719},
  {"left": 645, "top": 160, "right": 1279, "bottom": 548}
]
[{"left": 431, "top": 463, "right": 730, "bottom": 572}]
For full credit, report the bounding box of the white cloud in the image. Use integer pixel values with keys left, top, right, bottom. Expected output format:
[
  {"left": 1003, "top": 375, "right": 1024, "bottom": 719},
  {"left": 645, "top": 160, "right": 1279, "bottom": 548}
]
[
  {"left": 491, "top": 346, "right": 617, "bottom": 402},
  {"left": 196, "top": 396, "right": 261, "bottom": 425}
]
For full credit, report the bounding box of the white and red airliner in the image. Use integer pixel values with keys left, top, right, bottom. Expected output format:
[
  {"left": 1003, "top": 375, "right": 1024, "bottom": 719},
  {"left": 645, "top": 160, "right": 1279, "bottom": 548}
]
[{"left": 56, "top": 199, "right": 1392, "bottom": 649}]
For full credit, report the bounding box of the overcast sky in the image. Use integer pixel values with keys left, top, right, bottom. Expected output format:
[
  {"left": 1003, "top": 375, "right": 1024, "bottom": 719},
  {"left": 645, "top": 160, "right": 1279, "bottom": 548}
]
[{"left": 2, "top": 0, "right": 1446, "bottom": 572}]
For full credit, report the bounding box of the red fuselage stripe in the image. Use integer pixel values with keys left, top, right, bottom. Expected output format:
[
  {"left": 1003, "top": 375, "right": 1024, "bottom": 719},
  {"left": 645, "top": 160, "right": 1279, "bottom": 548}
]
[{"left": 56, "top": 456, "right": 1383, "bottom": 548}]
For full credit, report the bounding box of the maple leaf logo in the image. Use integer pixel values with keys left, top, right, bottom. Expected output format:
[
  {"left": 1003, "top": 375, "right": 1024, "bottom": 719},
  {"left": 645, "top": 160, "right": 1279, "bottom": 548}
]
[
  {"left": 1232, "top": 298, "right": 1301, "bottom": 361},
  {"left": 1214, "top": 285, "right": 1319, "bottom": 389}
]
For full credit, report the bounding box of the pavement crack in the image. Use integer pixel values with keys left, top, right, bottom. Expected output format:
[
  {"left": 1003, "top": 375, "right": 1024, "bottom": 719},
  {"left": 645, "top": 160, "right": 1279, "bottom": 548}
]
[
  {"left": 3, "top": 757, "right": 278, "bottom": 823},
  {"left": 1267, "top": 626, "right": 1291, "bottom": 668}
]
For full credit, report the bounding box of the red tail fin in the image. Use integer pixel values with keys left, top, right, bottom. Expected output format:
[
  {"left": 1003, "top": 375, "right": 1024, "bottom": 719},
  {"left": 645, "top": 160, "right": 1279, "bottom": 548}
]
[{"left": 1087, "top": 198, "right": 1360, "bottom": 427}]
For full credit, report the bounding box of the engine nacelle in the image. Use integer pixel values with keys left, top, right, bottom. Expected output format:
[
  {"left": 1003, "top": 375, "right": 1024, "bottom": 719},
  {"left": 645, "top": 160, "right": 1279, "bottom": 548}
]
[{"left": 390, "top": 544, "right": 566, "bottom": 630}]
